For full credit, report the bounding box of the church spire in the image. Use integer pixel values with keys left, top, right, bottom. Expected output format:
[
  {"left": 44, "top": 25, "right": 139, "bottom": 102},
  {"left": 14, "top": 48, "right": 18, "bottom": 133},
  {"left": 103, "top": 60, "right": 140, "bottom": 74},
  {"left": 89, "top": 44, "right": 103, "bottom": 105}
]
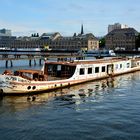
[{"left": 81, "top": 24, "right": 84, "bottom": 35}]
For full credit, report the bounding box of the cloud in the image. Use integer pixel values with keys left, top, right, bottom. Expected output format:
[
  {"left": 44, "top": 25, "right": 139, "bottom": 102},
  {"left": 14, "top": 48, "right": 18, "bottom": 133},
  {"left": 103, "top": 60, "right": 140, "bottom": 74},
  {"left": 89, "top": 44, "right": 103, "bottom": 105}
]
[
  {"left": 0, "top": 20, "right": 50, "bottom": 36},
  {"left": 69, "top": 3, "right": 85, "bottom": 11}
]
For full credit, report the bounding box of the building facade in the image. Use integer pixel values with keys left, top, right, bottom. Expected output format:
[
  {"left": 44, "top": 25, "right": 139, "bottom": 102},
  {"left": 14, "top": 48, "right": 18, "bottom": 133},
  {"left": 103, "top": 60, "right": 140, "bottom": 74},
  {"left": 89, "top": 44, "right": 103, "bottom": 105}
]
[
  {"left": 0, "top": 36, "right": 16, "bottom": 49},
  {"left": 9, "top": 32, "right": 98, "bottom": 51},
  {"left": 10, "top": 32, "right": 61, "bottom": 50},
  {"left": 105, "top": 28, "right": 139, "bottom": 51},
  {"left": 49, "top": 33, "right": 99, "bottom": 51},
  {"left": 0, "top": 25, "right": 99, "bottom": 51}
]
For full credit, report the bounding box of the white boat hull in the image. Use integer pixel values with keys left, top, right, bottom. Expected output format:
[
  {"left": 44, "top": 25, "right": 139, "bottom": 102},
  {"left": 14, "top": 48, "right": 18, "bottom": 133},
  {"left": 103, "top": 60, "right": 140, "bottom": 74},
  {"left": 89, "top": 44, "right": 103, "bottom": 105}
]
[{"left": 1, "top": 57, "right": 140, "bottom": 95}]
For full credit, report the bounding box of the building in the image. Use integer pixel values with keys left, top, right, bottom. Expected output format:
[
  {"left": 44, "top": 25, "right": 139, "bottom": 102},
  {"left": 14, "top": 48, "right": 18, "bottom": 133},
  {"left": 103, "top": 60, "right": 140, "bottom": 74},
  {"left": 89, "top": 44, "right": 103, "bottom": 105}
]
[
  {"left": 105, "top": 28, "right": 139, "bottom": 51},
  {"left": 0, "top": 28, "right": 16, "bottom": 49},
  {"left": 0, "top": 28, "right": 12, "bottom": 36},
  {"left": 10, "top": 32, "right": 61, "bottom": 50},
  {"left": 50, "top": 33, "right": 99, "bottom": 51},
  {"left": 9, "top": 25, "right": 99, "bottom": 51},
  {"left": 108, "top": 23, "right": 128, "bottom": 33},
  {"left": 0, "top": 25, "right": 99, "bottom": 51},
  {"left": 45, "top": 25, "right": 99, "bottom": 51},
  {"left": 0, "top": 36, "right": 16, "bottom": 49},
  {"left": 10, "top": 32, "right": 98, "bottom": 51}
]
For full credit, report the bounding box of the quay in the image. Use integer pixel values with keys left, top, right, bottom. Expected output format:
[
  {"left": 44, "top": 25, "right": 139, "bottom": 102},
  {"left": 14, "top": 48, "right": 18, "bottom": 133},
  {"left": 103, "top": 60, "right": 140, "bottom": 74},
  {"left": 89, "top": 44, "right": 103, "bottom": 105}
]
[{"left": 0, "top": 52, "right": 84, "bottom": 68}]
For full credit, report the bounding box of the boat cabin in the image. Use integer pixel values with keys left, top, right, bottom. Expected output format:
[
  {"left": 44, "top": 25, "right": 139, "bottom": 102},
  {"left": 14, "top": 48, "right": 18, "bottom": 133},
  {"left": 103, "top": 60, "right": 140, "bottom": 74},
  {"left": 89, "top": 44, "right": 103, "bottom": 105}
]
[
  {"left": 44, "top": 61, "right": 76, "bottom": 78},
  {"left": 14, "top": 69, "right": 45, "bottom": 81}
]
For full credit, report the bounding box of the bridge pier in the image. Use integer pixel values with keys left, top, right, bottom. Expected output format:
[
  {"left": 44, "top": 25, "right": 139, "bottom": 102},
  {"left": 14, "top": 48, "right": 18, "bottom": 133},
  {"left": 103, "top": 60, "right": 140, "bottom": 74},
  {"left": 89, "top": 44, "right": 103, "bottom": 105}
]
[
  {"left": 29, "top": 59, "right": 38, "bottom": 66},
  {"left": 5, "top": 60, "right": 8, "bottom": 68},
  {"left": 39, "top": 59, "right": 42, "bottom": 66},
  {"left": 10, "top": 60, "right": 13, "bottom": 67},
  {"left": 29, "top": 59, "right": 32, "bottom": 67},
  {"left": 5, "top": 60, "right": 13, "bottom": 68},
  {"left": 34, "top": 59, "right": 36, "bottom": 66}
]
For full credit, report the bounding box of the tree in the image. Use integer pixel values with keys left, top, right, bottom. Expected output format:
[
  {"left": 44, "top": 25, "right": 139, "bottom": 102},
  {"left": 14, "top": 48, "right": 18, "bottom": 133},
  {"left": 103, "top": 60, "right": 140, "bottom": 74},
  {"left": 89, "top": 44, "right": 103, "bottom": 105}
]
[
  {"left": 136, "top": 33, "right": 140, "bottom": 50},
  {"left": 36, "top": 33, "right": 39, "bottom": 37},
  {"left": 73, "top": 33, "right": 76, "bottom": 37},
  {"left": 99, "top": 38, "right": 105, "bottom": 49}
]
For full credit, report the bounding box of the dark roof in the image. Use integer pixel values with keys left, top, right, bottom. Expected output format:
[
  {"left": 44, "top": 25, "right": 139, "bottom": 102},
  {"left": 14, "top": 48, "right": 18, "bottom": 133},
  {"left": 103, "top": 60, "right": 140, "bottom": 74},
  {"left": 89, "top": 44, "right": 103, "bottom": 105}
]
[
  {"left": 56, "top": 33, "right": 98, "bottom": 41},
  {"left": 106, "top": 28, "right": 139, "bottom": 36}
]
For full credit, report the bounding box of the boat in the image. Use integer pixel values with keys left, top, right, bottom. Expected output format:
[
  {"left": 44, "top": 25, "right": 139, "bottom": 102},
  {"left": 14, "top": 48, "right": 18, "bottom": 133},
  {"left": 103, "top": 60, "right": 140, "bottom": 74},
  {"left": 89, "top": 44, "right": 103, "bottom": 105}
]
[
  {"left": 0, "top": 47, "right": 42, "bottom": 52},
  {"left": 13, "top": 47, "right": 42, "bottom": 52},
  {"left": 84, "top": 49, "right": 116, "bottom": 57},
  {"left": 0, "top": 57, "right": 140, "bottom": 95}
]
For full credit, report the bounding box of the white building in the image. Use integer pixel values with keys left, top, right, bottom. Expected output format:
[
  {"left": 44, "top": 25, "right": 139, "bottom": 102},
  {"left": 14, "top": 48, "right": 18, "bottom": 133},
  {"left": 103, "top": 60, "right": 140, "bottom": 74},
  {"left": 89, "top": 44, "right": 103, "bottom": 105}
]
[{"left": 108, "top": 23, "right": 128, "bottom": 33}]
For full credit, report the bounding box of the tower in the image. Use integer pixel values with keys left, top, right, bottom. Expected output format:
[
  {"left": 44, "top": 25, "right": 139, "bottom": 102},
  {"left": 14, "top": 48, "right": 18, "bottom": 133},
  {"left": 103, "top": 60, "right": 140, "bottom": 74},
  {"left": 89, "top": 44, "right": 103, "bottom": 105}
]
[{"left": 81, "top": 24, "right": 84, "bottom": 35}]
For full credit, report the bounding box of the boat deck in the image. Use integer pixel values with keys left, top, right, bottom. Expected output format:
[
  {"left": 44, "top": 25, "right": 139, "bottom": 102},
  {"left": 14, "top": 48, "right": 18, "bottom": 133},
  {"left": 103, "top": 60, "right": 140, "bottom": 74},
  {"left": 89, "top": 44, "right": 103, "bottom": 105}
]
[{"left": 45, "top": 57, "right": 130, "bottom": 66}]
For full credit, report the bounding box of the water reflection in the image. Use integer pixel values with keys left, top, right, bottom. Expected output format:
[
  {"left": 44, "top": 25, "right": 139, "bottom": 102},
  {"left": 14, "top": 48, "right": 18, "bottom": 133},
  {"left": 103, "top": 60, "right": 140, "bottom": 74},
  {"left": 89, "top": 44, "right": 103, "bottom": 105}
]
[
  {"left": 53, "top": 77, "right": 118, "bottom": 106},
  {"left": 0, "top": 73, "right": 137, "bottom": 112}
]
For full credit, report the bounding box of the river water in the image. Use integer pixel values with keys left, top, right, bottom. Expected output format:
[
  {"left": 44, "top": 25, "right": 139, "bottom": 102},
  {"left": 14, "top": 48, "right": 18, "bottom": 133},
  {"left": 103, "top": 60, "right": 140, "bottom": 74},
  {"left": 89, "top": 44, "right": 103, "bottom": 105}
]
[{"left": 0, "top": 60, "right": 140, "bottom": 140}]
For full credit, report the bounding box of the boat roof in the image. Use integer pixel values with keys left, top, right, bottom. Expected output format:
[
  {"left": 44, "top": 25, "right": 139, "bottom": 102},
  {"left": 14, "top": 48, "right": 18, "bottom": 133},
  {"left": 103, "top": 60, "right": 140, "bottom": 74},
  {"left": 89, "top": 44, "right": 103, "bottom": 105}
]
[
  {"left": 15, "top": 69, "right": 42, "bottom": 74},
  {"left": 45, "top": 57, "right": 130, "bottom": 66}
]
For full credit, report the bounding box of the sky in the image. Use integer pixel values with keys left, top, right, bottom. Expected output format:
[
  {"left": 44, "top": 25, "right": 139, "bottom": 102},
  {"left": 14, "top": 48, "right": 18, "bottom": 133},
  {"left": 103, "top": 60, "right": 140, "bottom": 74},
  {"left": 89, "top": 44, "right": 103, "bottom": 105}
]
[{"left": 0, "top": 0, "right": 140, "bottom": 37}]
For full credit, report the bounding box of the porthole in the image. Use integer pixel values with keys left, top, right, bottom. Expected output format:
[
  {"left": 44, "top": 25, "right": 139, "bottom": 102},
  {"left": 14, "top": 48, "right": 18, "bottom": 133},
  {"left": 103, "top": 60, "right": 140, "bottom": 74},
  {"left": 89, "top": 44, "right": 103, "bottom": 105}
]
[
  {"left": 32, "top": 86, "right": 36, "bottom": 90},
  {"left": 27, "top": 86, "right": 31, "bottom": 90}
]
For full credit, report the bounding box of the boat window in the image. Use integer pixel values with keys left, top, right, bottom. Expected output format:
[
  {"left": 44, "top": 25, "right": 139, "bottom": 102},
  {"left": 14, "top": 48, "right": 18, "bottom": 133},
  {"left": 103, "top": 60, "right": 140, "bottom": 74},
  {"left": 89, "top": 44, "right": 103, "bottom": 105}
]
[
  {"left": 23, "top": 73, "right": 33, "bottom": 80},
  {"left": 120, "top": 64, "right": 122, "bottom": 69},
  {"left": 102, "top": 66, "right": 106, "bottom": 72},
  {"left": 88, "top": 68, "right": 92, "bottom": 74},
  {"left": 57, "top": 65, "right": 61, "bottom": 71},
  {"left": 95, "top": 67, "right": 99, "bottom": 73},
  {"left": 80, "top": 68, "right": 85, "bottom": 75},
  {"left": 116, "top": 64, "right": 118, "bottom": 69},
  {"left": 127, "top": 63, "right": 130, "bottom": 68}
]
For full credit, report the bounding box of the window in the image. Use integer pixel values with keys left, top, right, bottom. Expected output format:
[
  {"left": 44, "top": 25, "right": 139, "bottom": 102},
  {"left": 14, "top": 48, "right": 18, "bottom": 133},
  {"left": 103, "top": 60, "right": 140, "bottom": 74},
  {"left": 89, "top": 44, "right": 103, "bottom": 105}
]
[
  {"left": 120, "top": 64, "right": 122, "bottom": 69},
  {"left": 88, "top": 68, "right": 92, "bottom": 74},
  {"left": 80, "top": 68, "right": 85, "bottom": 75},
  {"left": 102, "top": 66, "right": 106, "bottom": 72},
  {"left": 116, "top": 64, "right": 118, "bottom": 69},
  {"left": 95, "top": 67, "right": 99, "bottom": 73},
  {"left": 127, "top": 63, "right": 130, "bottom": 68}
]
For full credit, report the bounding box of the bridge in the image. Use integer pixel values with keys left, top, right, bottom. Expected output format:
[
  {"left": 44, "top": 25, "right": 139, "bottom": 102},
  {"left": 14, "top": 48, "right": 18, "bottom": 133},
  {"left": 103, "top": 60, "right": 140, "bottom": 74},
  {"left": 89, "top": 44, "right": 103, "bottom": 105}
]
[{"left": 0, "top": 52, "right": 84, "bottom": 68}]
